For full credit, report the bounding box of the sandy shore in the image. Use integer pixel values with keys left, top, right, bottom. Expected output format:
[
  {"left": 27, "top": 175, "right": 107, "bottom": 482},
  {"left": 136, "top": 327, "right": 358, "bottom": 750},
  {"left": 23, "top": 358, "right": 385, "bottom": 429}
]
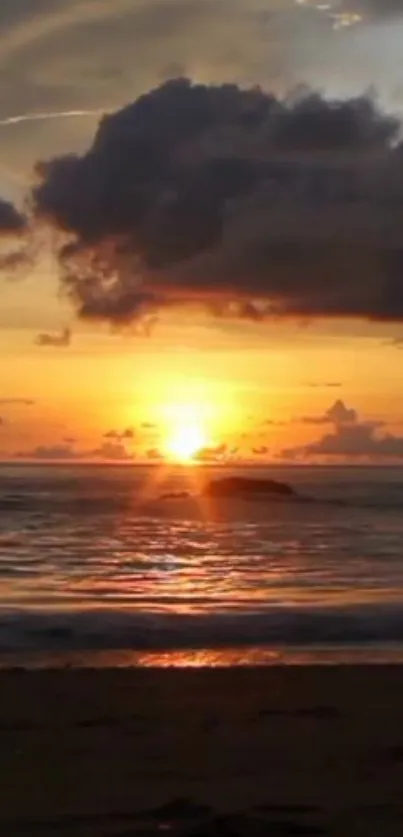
[{"left": 1, "top": 666, "right": 403, "bottom": 835}]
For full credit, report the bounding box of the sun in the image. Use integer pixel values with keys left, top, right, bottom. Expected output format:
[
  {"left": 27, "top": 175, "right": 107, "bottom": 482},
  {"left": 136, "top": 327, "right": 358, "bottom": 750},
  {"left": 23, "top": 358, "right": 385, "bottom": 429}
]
[
  {"left": 165, "top": 424, "right": 206, "bottom": 462},
  {"left": 162, "top": 402, "right": 209, "bottom": 463}
]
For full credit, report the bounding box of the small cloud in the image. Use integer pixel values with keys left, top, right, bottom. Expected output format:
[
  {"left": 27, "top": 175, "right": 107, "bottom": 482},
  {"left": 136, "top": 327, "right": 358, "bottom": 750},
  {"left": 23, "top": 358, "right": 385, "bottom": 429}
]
[
  {"left": 103, "top": 427, "right": 135, "bottom": 441},
  {"left": 326, "top": 400, "right": 357, "bottom": 425},
  {"left": 252, "top": 445, "right": 269, "bottom": 456},
  {"left": 141, "top": 422, "right": 156, "bottom": 430},
  {"left": 15, "top": 444, "right": 81, "bottom": 461},
  {"left": 35, "top": 327, "right": 71, "bottom": 348},
  {"left": 306, "top": 382, "right": 342, "bottom": 389},
  {"left": 300, "top": 399, "right": 357, "bottom": 426},
  {"left": 91, "top": 442, "right": 133, "bottom": 461},
  {"left": 195, "top": 443, "right": 227, "bottom": 461},
  {"left": 121, "top": 428, "right": 135, "bottom": 440}
]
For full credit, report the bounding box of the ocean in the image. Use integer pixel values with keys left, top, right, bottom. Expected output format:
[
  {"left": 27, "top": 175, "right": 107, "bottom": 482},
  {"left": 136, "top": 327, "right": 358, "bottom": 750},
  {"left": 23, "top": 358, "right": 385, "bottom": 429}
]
[{"left": 1, "top": 463, "right": 403, "bottom": 667}]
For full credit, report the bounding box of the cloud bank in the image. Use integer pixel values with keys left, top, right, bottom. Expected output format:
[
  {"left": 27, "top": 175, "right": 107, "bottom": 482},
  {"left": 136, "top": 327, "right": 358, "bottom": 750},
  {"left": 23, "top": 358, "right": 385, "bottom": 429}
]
[{"left": 284, "top": 399, "right": 403, "bottom": 460}]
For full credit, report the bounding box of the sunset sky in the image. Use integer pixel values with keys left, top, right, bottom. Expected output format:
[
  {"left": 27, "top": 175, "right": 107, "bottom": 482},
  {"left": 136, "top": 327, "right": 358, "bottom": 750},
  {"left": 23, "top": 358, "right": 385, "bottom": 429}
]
[{"left": 1, "top": 0, "right": 403, "bottom": 464}]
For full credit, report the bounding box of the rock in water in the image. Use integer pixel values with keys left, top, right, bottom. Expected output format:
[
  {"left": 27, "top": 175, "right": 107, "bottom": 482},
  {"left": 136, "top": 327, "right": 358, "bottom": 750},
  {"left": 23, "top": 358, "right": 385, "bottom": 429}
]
[{"left": 203, "top": 476, "right": 297, "bottom": 499}]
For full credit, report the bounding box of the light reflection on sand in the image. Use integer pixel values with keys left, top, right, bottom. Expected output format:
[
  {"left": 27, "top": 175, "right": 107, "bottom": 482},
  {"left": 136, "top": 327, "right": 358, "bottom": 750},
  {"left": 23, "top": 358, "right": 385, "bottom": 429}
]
[{"left": 3, "top": 644, "right": 403, "bottom": 669}]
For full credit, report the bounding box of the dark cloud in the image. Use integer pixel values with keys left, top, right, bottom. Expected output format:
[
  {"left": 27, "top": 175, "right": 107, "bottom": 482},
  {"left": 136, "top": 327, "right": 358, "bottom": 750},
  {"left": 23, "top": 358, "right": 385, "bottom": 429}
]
[
  {"left": 91, "top": 441, "right": 133, "bottom": 461},
  {"left": 252, "top": 445, "right": 269, "bottom": 455},
  {"left": 16, "top": 443, "right": 81, "bottom": 460},
  {"left": 103, "top": 428, "right": 135, "bottom": 441},
  {"left": 35, "top": 327, "right": 71, "bottom": 347},
  {"left": 301, "top": 399, "right": 358, "bottom": 425},
  {"left": 0, "top": 198, "right": 26, "bottom": 233},
  {"left": 0, "top": 198, "right": 30, "bottom": 273},
  {"left": 282, "top": 400, "right": 403, "bottom": 460},
  {"left": 195, "top": 443, "right": 227, "bottom": 461},
  {"left": 326, "top": 400, "right": 358, "bottom": 425},
  {"left": 30, "top": 78, "right": 403, "bottom": 328}
]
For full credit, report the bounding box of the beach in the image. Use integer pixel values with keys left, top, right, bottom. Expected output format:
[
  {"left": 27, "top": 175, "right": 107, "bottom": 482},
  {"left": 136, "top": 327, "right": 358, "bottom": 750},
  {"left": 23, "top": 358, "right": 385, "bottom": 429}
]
[{"left": 1, "top": 665, "right": 403, "bottom": 835}]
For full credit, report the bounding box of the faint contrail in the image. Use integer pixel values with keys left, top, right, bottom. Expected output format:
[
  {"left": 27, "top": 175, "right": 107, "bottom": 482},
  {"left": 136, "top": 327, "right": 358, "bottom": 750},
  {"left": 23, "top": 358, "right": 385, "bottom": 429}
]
[{"left": 0, "top": 109, "right": 106, "bottom": 127}]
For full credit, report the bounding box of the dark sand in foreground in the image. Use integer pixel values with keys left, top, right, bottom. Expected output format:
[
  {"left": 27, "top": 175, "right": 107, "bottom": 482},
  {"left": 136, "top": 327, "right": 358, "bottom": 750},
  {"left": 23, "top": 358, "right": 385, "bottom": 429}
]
[{"left": 1, "top": 666, "right": 403, "bottom": 835}]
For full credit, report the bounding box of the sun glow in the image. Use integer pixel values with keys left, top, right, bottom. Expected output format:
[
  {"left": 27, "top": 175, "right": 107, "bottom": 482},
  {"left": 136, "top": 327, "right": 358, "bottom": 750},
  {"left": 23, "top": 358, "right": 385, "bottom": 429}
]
[{"left": 162, "top": 402, "right": 209, "bottom": 463}]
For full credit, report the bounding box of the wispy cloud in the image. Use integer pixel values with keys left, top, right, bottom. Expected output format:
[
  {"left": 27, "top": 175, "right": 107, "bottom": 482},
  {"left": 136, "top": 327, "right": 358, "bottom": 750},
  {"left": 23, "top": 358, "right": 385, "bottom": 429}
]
[
  {"left": 0, "top": 398, "right": 35, "bottom": 406},
  {"left": 0, "top": 109, "right": 105, "bottom": 128}
]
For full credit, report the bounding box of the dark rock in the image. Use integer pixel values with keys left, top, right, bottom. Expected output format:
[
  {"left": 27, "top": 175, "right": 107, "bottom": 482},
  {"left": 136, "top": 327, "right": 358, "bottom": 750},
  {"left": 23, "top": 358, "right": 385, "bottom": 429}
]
[
  {"left": 203, "top": 477, "right": 297, "bottom": 500},
  {"left": 160, "top": 491, "right": 192, "bottom": 501}
]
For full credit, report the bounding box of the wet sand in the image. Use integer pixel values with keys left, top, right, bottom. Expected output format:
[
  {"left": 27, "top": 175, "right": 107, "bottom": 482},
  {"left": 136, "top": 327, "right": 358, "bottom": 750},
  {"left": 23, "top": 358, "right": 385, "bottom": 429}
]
[{"left": 1, "top": 665, "right": 403, "bottom": 835}]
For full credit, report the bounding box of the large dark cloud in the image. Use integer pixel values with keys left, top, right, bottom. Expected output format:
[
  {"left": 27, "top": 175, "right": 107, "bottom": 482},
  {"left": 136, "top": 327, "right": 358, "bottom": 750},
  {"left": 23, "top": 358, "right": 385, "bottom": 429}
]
[{"left": 30, "top": 77, "right": 403, "bottom": 327}]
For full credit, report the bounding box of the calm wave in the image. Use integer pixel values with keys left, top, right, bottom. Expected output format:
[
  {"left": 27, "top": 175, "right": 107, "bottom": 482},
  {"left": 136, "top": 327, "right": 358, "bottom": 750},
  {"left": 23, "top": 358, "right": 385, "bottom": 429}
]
[{"left": 1, "top": 463, "right": 403, "bottom": 665}]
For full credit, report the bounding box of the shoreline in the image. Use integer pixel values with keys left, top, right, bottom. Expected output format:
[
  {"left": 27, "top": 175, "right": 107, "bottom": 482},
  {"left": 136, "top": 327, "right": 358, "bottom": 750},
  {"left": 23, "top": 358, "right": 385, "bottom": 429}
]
[
  {"left": 2, "top": 665, "right": 403, "bottom": 835},
  {"left": 3, "top": 642, "right": 403, "bottom": 669}
]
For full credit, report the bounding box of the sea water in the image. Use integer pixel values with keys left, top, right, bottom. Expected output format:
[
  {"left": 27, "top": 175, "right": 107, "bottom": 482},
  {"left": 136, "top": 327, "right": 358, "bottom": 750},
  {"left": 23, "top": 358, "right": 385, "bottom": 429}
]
[{"left": 1, "top": 463, "right": 403, "bottom": 666}]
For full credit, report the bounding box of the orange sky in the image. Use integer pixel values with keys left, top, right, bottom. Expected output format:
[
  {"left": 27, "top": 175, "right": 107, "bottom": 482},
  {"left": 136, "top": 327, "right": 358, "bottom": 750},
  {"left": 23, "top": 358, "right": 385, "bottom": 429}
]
[
  {"left": 2, "top": 302, "right": 403, "bottom": 463},
  {"left": 1, "top": 1, "right": 403, "bottom": 464}
]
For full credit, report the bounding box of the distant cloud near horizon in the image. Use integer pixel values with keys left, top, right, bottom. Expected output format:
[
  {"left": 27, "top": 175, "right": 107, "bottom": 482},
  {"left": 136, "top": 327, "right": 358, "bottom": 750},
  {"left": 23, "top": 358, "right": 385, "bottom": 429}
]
[
  {"left": 195, "top": 443, "right": 228, "bottom": 461},
  {"left": 301, "top": 399, "right": 358, "bottom": 426},
  {"left": 35, "top": 327, "right": 71, "bottom": 348},
  {"left": 15, "top": 443, "right": 81, "bottom": 461},
  {"left": 306, "top": 381, "right": 342, "bottom": 389},
  {"left": 283, "top": 399, "right": 403, "bottom": 460},
  {"left": 252, "top": 445, "right": 269, "bottom": 456},
  {"left": 90, "top": 441, "right": 133, "bottom": 461},
  {"left": 103, "top": 428, "right": 135, "bottom": 442}
]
